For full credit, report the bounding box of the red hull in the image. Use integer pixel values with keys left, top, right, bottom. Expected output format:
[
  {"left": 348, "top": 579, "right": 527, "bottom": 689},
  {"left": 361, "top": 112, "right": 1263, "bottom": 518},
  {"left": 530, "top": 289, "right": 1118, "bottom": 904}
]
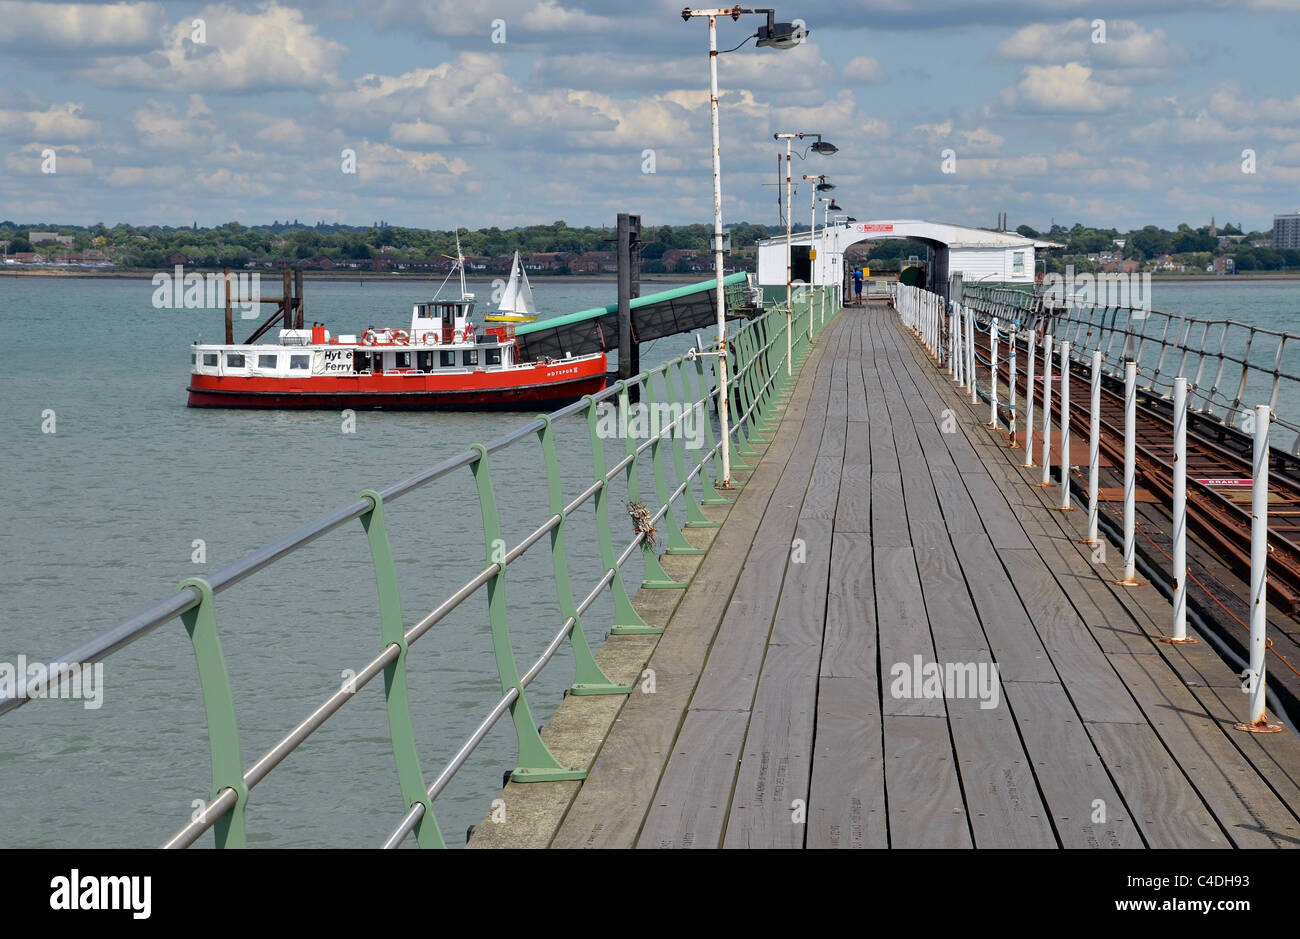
[{"left": 188, "top": 359, "right": 609, "bottom": 410}]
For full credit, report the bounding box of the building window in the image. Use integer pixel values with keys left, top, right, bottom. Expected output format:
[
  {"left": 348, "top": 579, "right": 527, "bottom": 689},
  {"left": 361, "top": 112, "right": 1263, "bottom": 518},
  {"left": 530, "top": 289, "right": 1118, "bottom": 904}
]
[
  {"left": 258, "top": 354, "right": 277, "bottom": 369},
  {"left": 1012, "top": 252, "right": 1025, "bottom": 274},
  {"left": 440, "top": 350, "right": 456, "bottom": 367},
  {"left": 290, "top": 354, "right": 310, "bottom": 370},
  {"left": 463, "top": 349, "right": 479, "bottom": 366},
  {"left": 486, "top": 347, "right": 502, "bottom": 366},
  {"left": 203, "top": 353, "right": 218, "bottom": 367},
  {"left": 226, "top": 353, "right": 245, "bottom": 368}
]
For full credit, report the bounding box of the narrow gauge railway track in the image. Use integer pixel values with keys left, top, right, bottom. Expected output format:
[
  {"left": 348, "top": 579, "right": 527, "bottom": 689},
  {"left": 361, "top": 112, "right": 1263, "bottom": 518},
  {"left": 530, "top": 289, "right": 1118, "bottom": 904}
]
[{"left": 971, "top": 327, "right": 1300, "bottom": 615}]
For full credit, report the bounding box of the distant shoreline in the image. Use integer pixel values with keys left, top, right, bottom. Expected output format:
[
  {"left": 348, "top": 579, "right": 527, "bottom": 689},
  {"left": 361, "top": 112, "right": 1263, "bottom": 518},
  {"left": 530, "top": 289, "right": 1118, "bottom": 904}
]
[
  {"left": 0, "top": 268, "right": 721, "bottom": 282},
  {"left": 2, "top": 268, "right": 1297, "bottom": 284}
]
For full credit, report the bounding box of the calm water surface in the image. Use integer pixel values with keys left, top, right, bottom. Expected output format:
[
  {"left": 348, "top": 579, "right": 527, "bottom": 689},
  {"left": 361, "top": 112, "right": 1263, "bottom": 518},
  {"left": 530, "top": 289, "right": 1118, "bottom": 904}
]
[{"left": 0, "top": 275, "right": 713, "bottom": 848}]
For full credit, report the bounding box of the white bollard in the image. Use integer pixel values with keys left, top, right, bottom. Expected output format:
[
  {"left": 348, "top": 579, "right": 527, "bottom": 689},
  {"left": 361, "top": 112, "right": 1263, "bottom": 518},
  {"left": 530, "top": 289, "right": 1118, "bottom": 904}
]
[
  {"left": 1086, "top": 351, "right": 1102, "bottom": 543},
  {"left": 1024, "top": 332, "right": 1036, "bottom": 467},
  {"left": 989, "top": 317, "right": 1000, "bottom": 428},
  {"left": 1040, "top": 334, "right": 1053, "bottom": 487},
  {"left": 1059, "top": 341, "right": 1072, "bottom": 510},
  {"left": 1119, "top": 360, "right": 1139, "bottom": 585},
  {"left": 1236, "top": 404, "right": 1282, "bottom": 732}
]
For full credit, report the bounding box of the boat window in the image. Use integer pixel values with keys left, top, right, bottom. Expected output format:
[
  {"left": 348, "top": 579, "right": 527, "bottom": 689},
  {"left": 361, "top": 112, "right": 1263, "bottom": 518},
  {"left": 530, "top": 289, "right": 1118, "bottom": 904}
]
[
  {"left": 354, "top": 351, "right": 370, "bottom": 372},
  {"left": 486, "top": 347, "right": 502, "bottom": 366},
  {"left": 258, "top": 354, "right": 277, "bottom": 369},
  {"left": 203, "top": 353, "right": 218, "bottom": 367},
  {"left": 290, "top": 354, "right": 310, "bottom": 370},
  {"left": 440, "top": 350, "right": 456, "bottom": 367},
  {"left": 463, "top": 349, "right": 479, "bottom": 366},
  {"left": 395, "top": 351, "right": 411, "bottom": 368},
  {"left": 417, "top": 351, "right": 433, "bottom": 371},
  {"left": 226, "top": 353, "right": 245, "bottom": 368}
]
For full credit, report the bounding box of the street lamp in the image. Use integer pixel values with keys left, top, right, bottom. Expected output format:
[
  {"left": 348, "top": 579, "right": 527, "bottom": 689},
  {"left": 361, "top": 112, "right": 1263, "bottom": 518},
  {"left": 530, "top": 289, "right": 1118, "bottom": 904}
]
[
  {"left": 681, "top": 7, "right": 804, "bottom": 489},
  {"left": 802, "top": 173, "right": 829, "bottom": 340},
  {"left": 774, "top": 131, "right": 836, "bottom": 376},
  {"left": 819, "top": 195, "right": 842, "bottom": 324}
]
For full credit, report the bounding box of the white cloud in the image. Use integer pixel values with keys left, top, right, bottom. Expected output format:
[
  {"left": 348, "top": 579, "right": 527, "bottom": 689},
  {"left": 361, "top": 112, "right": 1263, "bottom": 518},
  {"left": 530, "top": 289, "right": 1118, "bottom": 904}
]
[
  {"left": 843, "top": 56, "right": 887, "bottom": 85},
  {"left": 0, "top": 101, "right": 99, "bottom": 141},
  {"left": 999, "top": 63, "right": 1132, "bottom": 113},
  {"left": 367, "top": 0, "right": 610, "bottom": 36},
  {"left": 87, "top": 3, "right": 347, "bottom": 92},
  {"left": 0, "top": 1, "right": 162, "bottom": 51}
]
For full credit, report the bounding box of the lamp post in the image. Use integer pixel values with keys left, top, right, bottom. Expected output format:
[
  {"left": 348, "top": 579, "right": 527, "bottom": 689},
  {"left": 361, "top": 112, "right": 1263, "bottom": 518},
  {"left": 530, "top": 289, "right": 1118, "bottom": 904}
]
[
  {"left": 682, "top": 6, "right": 805, "bottom": 489},
  {"left": 802, "top": 174, "right": 830, "bottom": 340},
  {"left": 819, "top": 196, "right": 841, "bottom": 324},
  {"left": 773, "top": 131, "right": 836, "bottom": 375}
]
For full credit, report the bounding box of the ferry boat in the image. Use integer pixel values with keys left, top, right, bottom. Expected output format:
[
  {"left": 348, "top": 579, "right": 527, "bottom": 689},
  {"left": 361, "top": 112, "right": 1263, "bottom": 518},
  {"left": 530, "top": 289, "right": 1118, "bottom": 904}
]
[{"left": 187, "top": 243, "right": 607, "bottom": 410}]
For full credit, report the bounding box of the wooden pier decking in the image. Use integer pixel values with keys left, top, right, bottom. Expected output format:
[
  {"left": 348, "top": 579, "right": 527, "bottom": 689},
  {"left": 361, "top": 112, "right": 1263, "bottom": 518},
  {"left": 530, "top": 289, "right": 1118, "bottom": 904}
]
[{"left": 473, "top": 303, "right": 1300, "bottom": 849}]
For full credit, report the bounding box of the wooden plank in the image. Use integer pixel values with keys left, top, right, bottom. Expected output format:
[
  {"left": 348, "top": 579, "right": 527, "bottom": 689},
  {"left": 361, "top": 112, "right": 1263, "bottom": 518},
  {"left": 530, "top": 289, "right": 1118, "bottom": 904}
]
[
  {"left": 807, "top": 676, "right": 888, "bottom": 847},
  {"left": 914, "top": 546, "right": 993, "bottom": 654},
  {"left": 1108, "top": 652, "right": 1300, "bottom": 848},
  {"left": 769, "top": 518, "right": 832, "bottom": 647},
  {"left": 1085, "top": 721, "right": 1227, "bottom": 847},
  {"left": 636, "top": 709, "right": 748, "bottom": 849},
  {"left": 883, "top": 714, "right": 972, "bottom": 847},
  {"left": 822, "top": 532, "right": 875, "bottom": 678},
  {"left": 1001, "top": 680, "right": 1143, "bottom": 847},
  {"left": 833, "top": 462, "right": 870, "bottom": 532},
  {"left": 723, "top": 643, "right": 821, "bottom": 848},
  {"left": 946, "top": 694, "right": 1057, "bottom": 847},
  {"left": 951, "top": 535, "right": 1057, "bottom": 683},
  {"left": 799, "top": 456, "right": 841, "bottom": 520},
  {"left": 870, "top": 472, "right": 910, "bottom": 547}
]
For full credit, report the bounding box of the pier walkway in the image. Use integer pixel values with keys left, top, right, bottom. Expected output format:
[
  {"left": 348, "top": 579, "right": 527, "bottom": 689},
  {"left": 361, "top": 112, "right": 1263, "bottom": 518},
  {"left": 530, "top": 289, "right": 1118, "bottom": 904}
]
[{"left": 473, "top": 301, "right": 1300, "bottom": 849}]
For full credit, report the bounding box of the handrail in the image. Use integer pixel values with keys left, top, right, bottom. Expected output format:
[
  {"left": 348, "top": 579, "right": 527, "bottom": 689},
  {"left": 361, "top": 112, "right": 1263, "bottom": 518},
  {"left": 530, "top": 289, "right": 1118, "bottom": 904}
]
[
  {"left": 960, "top": 283, "right": 1300, "bottom": 455},
  {"left": 3, "top": 286, "right": 841, "bottom": 849}
]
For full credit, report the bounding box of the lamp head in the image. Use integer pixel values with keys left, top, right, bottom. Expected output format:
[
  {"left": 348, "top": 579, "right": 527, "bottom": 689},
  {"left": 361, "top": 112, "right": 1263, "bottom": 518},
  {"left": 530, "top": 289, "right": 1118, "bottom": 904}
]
[{"left": 754, "top": 10, "right": 806, "bottom": 48}]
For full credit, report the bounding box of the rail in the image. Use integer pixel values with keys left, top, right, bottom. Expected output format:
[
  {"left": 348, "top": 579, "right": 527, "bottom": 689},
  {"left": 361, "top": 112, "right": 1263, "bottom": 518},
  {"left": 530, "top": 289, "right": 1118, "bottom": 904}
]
[
  {"left": 0, "top": 287, "right": 840, "bottom": 848},
  {"left": 962, "top": 283, "right": 1300, "bottom": 455}
]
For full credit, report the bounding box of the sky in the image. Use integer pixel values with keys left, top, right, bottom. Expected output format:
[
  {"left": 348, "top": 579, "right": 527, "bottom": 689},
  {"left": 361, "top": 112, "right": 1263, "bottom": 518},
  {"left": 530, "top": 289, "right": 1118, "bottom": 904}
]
[{"left": 2, "top": 0, "right": 1299, "bottom": 234}]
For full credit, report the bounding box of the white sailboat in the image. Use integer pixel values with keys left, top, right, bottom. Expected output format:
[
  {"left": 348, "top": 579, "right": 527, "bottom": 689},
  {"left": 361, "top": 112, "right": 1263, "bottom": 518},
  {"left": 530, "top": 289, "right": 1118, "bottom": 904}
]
[{"left": 486, "top": 250, "right": 539, "bottom": 323}]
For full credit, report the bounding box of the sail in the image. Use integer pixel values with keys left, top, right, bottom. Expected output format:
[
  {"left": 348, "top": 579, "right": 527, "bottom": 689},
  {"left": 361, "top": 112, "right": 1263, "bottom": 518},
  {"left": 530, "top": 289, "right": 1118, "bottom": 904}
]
[{"left": 497, "top": 250, "right": 537, "bottom": 317}]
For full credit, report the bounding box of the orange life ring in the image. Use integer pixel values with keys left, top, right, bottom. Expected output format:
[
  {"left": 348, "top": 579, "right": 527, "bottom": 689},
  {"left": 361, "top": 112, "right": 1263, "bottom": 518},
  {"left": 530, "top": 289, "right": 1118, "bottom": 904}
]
[
  {"left": 361, "top": 329, "right": 377, "bottom": 346},
  {"left": 462, "top": 327, "right": 474, "bottom": 343},
  {"left": 392, "top": 329, "right": 409, "bottom": 344}
]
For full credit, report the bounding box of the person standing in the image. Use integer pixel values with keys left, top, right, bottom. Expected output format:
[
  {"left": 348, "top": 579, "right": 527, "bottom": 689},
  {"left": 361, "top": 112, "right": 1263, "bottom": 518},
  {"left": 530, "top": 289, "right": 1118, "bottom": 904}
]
[{"left": 852, "top": 266, "right": 863, "bottom": 303}]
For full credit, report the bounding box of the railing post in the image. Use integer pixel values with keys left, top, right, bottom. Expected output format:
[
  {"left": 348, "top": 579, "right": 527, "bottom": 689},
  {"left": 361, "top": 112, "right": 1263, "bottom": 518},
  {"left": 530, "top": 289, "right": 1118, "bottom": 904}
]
[
  {"left": 584, "top": 393, "right": 662, "bottom": 631},
  {"left": 1117, "top": 362, "right": 1142, "bottom": 586},
  {"left": 666, "top": 362, "right": 721, "bottom": 529},
  {"left": 1083, "top": 351, "right": 1102, "bottom": 543},
  {"left": 1008, "top": 328, "right": 1018, "bottom": 448},
  {"left": 1059, "top": 341, "right": 1073, "bottom": 510},
  {"left": 468, "top": 444, "right": 585, "bottom": 781},
  {"left": 534, "top": 421, "right": 633, "bottom": 695},
  {"left": 1039, "top": 333, "right": 1053, "bottom": 487},
  {"left": 1235, "top": 404, "right": 1283, "bottom": 733},
  {"left": 358, "top": 490, "right": 445, "bottom": 848},
  {"left": 967, "top": 305, "right": 977, "bottom": 405},
  {"left": 989, "top": 317, "right": 1000, "bottom": 428},
  {"left": 1159, "top": 381, "right": 1195, "bottom": 643},
  {"left": 176, "top": 576, "right": 249, "bottom": 849},
  {"left": 689, "top": 355, "right": 734, "bottom": 504},
  {"left": 1023, "top": 329, "right": 1036, "bottom": 467},
  {"left": 643, "top": 371, "right": 705, "bottom": 557}
]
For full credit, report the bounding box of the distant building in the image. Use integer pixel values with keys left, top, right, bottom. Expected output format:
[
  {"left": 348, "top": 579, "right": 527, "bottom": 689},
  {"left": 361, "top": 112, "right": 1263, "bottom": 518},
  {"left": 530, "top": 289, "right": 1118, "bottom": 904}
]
[
  {"left": 1212, "top": 256, "right": 1236, "bottom": 274},
  {"left": 1274, "top": 213, "right": 1300, "bottom": 250},
  {"left": 29, "top": 231, "right": 74, "bottom": 246}
]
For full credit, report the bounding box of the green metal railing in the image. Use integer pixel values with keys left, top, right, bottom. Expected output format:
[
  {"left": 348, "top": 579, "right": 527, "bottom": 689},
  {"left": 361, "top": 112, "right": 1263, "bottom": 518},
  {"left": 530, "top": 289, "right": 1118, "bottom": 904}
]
[{"left": 1, "top": 289, "right": 841, "bottom": 849}]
